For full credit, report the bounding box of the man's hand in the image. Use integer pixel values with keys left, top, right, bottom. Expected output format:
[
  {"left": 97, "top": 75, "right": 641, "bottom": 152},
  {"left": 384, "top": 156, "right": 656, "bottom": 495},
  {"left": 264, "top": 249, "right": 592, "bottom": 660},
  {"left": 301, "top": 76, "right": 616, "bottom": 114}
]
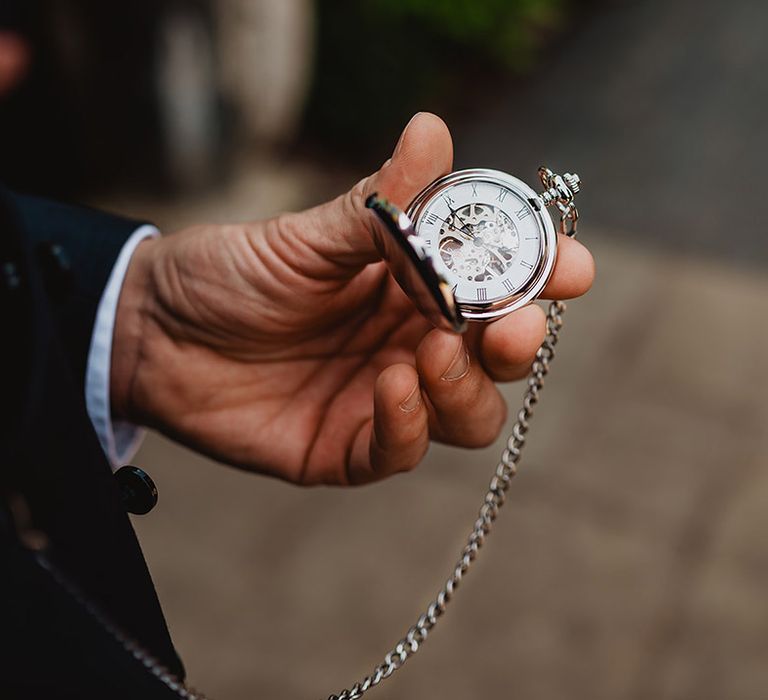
[{"left": 112, "top": 113, "right": 595, "bottom": 485}]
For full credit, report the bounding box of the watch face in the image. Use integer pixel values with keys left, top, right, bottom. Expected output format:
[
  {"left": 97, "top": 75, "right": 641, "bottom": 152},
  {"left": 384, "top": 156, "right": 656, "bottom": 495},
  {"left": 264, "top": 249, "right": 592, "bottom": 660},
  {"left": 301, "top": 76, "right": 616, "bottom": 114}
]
[{"left": 408, "top": 169, "right": 557, "bottom": 321}]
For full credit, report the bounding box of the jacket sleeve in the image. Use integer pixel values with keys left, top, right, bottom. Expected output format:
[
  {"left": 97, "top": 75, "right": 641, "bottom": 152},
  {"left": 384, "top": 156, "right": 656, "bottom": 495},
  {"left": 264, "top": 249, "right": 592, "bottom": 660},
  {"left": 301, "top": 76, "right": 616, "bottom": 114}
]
[
  {"left": 1, "top": 186, "right": 147, "bottom": 393},
  {"left": 0, "top": 188, "right": 187, "bottom": 688}
]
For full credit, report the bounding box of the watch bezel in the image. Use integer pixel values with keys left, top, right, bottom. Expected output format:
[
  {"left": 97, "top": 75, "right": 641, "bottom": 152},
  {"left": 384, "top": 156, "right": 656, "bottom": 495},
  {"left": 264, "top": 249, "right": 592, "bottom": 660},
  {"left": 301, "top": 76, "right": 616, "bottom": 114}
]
[{"left": 407, "top": 168, "right": 557, "bottom": 321}]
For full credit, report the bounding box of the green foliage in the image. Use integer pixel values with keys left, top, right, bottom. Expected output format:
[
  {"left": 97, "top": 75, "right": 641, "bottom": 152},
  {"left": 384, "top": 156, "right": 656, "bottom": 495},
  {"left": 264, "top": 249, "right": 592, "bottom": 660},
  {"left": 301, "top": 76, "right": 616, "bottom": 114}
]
[
  {"left": 302, "top": 0, "right": 570, "bottom": 162},
  {"left": 365, "top": 0, "right": 566, "bottom": 69}
]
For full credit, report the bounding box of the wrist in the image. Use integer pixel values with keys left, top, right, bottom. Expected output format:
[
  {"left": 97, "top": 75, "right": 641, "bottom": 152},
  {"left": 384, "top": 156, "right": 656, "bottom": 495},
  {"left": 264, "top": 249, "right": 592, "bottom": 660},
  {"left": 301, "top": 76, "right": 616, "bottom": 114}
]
[{"left": 111, "top": 237, "right": 159, "bottom": 423}]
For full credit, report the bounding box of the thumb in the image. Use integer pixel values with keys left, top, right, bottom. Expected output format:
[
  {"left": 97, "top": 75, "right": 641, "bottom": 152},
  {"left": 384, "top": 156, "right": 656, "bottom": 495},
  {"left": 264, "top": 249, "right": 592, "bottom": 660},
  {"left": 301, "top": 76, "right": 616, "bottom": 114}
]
[
  {"left": 296, "top": 112, "right": 454, "bottom": 268},
  {"left": 374, "top": 111, "right": 454, "bottom": 211}
]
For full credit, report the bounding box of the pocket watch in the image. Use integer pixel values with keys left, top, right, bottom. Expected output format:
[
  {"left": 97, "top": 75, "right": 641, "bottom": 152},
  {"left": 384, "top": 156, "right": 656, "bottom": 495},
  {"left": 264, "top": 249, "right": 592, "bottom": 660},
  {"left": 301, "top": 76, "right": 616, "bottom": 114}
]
[
  {"left": 365, "top": 166, "right": 580, "bottom": 332},
  {"left": 325, "top": 167, "right": 583, "bottom": 700}
]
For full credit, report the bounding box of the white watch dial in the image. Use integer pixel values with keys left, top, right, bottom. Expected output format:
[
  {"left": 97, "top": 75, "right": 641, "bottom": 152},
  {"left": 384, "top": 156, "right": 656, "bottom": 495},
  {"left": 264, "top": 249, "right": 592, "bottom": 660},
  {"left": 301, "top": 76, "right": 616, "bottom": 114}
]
[{"left": 416, "top": 180, "right": 542, "bottom": 305}]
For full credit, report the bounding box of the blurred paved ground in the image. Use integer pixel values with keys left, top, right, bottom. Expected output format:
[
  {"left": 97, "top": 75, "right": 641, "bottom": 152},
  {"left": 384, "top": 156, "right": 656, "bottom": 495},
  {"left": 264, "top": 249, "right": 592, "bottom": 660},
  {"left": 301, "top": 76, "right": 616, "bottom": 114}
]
[{"left": 110, "top": 0, "right": 768, "bottom": 698}]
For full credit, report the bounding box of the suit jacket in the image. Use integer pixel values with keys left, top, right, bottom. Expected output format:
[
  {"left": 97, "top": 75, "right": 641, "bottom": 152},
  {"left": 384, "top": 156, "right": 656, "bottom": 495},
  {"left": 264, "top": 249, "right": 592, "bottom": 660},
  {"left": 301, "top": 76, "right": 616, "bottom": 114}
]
[{"left": 0, "top": 186, "right": 188, "bottom": 699}]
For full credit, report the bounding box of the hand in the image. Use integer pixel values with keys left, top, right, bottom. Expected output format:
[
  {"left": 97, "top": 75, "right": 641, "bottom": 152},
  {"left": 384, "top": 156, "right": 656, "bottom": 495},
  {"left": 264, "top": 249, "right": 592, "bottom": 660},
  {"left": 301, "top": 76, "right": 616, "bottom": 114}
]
[{"left": 112, "top": 113, "right": 595, "bottom": 486}]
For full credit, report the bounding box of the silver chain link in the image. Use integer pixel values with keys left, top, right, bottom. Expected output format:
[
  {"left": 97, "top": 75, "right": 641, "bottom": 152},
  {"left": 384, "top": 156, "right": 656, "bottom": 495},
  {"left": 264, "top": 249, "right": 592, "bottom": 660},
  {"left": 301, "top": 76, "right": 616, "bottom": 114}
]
[{"left": 326, "top": 298, "right": 568, "bottom": 700}]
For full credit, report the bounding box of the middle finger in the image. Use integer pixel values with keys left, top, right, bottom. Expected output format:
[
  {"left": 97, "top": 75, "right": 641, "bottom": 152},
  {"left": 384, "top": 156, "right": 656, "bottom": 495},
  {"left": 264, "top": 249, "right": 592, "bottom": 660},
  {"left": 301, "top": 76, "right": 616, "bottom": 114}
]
[{"left": 415, "top": 328, "right": 507, "bottom": 448}]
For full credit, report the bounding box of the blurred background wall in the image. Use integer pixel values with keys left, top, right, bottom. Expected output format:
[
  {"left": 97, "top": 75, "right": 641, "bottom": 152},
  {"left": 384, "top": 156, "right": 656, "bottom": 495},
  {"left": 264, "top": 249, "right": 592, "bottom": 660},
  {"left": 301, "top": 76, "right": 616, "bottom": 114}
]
[{"left": 2, "top": 0, "right": 766, "bottom": 698}]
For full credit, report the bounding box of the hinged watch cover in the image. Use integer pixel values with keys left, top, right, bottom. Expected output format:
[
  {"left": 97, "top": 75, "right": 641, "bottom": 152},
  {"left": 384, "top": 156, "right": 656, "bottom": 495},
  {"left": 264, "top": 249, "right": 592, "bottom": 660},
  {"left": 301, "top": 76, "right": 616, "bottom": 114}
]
[{"left": 366, "top": 194, "right": 467, "bottom": 334}]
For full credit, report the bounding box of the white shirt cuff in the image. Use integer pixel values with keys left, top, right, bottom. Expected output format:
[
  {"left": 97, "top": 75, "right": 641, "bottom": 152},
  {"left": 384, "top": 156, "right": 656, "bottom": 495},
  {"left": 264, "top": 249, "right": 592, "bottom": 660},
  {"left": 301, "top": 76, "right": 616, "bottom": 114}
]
[{"left": 85, "top": 224, "right": 160, "bottom": 470}]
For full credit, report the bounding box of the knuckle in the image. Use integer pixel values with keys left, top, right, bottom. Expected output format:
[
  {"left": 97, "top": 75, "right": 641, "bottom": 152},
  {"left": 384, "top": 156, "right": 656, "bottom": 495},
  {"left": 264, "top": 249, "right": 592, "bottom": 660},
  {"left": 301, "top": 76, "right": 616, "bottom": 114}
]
[{"left": 346, "top": 176, "right": 372, "bottom": 221}]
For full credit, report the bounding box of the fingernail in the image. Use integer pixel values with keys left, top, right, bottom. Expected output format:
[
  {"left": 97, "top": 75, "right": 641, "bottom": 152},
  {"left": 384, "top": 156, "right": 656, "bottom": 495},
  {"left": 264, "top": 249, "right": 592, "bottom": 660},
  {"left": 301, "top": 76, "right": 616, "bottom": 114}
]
[
  {"left": 399, "top": 381, "right": 421, "bottom": 413},
  {"left": 441, "top": 338, "right": 470, "bottom": 382},
  {"left": 393, "top": 112, "right": 422, "bottom": 157}
]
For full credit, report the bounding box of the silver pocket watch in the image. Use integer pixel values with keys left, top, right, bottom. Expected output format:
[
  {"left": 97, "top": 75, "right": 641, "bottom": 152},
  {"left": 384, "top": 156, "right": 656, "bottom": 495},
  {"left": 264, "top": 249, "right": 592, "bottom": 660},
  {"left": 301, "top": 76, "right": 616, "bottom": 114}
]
[
  {"left": 324, "top": 167, "right": 582, "bottom": 700},
  {"left": 366, "top": 166, "right": 580, "bottom": 332}
]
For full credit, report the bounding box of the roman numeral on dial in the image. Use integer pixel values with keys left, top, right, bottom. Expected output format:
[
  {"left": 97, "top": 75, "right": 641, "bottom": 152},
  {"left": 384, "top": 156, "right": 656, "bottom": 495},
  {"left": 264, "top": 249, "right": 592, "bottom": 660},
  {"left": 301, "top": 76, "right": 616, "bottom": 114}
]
[
  {"left": 495, "top": 188, "right": 508, "bottom": 203},
  {"left": 424, "top": 212, "right": 439, "bottom": 226},
  {"left": 471, "top": 183, "right": 478, "bottom": 197},
  {"left": 476, "top": 287, "right": 488, "bottom": 301},
  {"left": 502, "top": 278, "right": 515, "bottom": 293},
  {"left": 520, "top": 260, "right": 534, "bottom": 270},
  {"left": 442, "top": 193, "right": 455, "bottom": 206},
  {"left": 516, "top": 206, "right": 531, "bottom": 220}
]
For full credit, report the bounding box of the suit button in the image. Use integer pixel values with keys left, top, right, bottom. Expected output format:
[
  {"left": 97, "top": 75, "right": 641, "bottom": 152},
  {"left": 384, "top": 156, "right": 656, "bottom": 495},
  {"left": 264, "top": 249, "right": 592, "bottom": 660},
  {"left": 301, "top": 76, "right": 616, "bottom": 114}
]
[
  {"left": 115, "top": 466, "right": 158, "bottom": 515},
  {"left": 36, "top": 242, "right": 73, "bottom": 296}
]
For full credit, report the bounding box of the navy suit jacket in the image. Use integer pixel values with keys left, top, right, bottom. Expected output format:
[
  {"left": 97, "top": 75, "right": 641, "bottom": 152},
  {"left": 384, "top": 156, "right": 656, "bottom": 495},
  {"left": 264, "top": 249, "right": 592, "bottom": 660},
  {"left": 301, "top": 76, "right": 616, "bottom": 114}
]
[{"left": 0, "top": 187, "right": 187, "bottom": 699}]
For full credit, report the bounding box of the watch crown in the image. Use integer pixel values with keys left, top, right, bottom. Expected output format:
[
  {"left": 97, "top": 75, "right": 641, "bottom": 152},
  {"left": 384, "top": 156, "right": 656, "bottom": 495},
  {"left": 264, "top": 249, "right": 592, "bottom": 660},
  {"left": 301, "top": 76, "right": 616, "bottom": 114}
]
[
  {"left": 563, "top": 173, "right": 580, "bottom": 194},
  {"left": 537, "top": 167, "right": 580, "bottom": 207}
]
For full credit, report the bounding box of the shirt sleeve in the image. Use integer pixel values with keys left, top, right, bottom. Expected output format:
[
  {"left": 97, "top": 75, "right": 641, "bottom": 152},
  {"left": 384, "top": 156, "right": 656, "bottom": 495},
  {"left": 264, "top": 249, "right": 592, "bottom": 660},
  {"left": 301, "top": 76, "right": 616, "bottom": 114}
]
[{"left": 85, "top": 224, "right": 159, "bottom": 469}]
